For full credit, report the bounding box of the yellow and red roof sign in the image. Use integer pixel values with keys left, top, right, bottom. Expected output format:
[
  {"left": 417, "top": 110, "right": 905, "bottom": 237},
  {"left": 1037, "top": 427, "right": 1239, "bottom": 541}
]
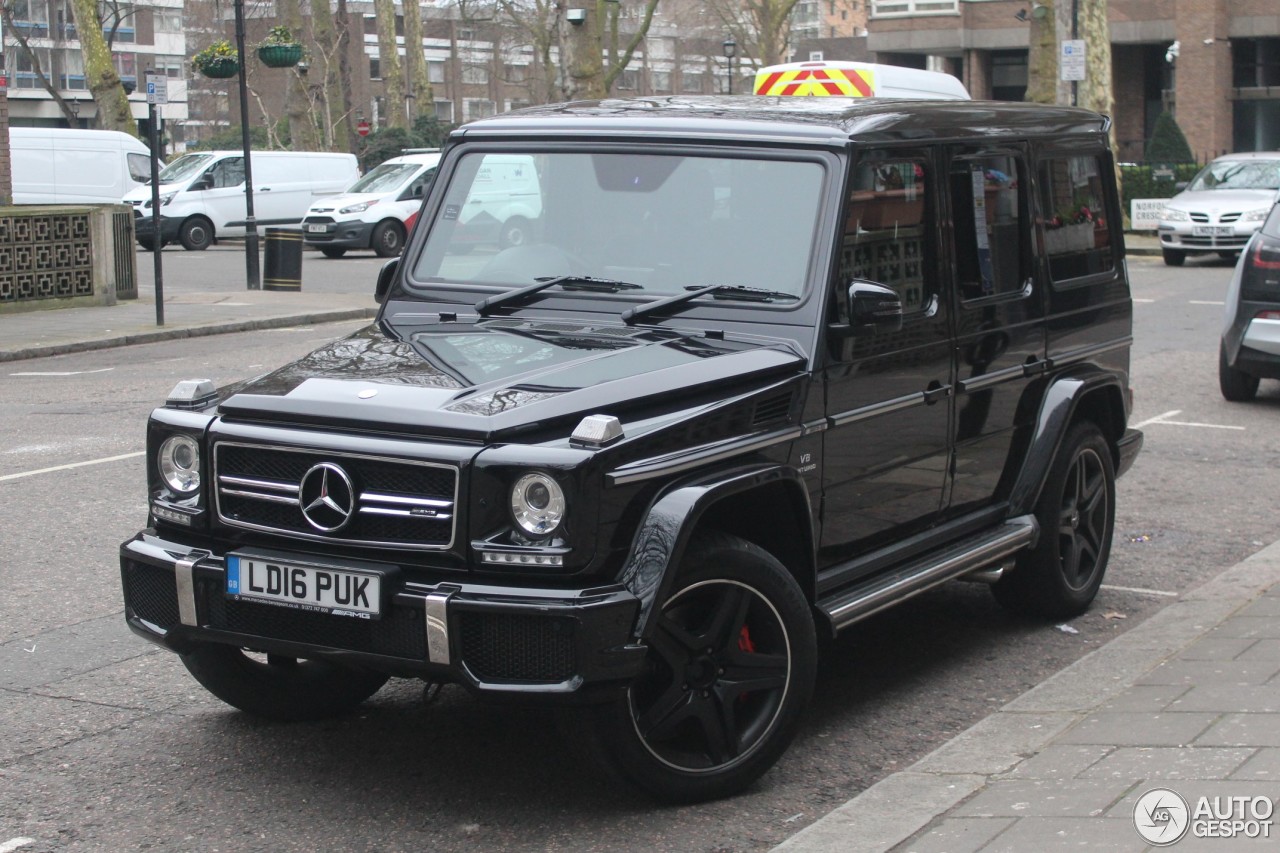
[{"left": 753, "top": 63, "right": 877, "bottom": 98}]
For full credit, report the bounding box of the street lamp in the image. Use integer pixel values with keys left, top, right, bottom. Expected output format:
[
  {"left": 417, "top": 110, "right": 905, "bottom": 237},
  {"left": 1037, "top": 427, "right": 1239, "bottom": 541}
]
[
  {"left": 67, "top": 97, "right": 80, "bottom": 127},
  {"left": 232, "top": 0, "right": 261, "bottom": 289},
  {"left": 722, "top": 37, "right": 737, "bottom": 95}
]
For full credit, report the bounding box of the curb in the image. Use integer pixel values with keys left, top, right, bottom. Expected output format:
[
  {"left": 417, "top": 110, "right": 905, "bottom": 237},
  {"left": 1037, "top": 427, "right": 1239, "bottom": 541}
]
[
  {"left": 773, "top": 539, "right": 1280, "bottom": 852},
  {"left": 0, "top": 308, "right": 378, "bottom": 363}
]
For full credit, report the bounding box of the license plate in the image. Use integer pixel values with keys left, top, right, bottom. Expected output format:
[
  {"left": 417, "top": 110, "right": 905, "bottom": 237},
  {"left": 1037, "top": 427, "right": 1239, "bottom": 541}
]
[
  {"left": 226, "top": 555, "right": 381, "bottom": 618},
  {"left": 1193, "top": 226, "right": 1232, "bottom": 237},
  {"left": 306, "top": 224, "right": 328, "bottom": 233}
]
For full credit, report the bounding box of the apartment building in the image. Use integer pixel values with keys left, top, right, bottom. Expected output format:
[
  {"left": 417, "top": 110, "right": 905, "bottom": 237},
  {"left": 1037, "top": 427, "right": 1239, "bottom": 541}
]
[
  {"left": 864, "top": 0, "right": 1280, "bottom": 161},
  {"left": 3, "top": 0, "right": 189, "bottom": 142}
]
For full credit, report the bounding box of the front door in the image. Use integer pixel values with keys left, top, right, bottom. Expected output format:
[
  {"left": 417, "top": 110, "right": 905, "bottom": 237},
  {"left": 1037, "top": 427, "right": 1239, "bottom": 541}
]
[
  {"left": 820, "top": 148, "right": 953, "bottom": 567},
  {"left": 198, "top": 156, "right": 247, "bottom": 235}
]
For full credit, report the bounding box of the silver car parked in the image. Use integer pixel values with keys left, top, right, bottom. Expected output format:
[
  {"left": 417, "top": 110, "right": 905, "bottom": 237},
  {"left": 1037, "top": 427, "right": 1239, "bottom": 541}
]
[{"left": 1158, "top": 152, "right": 1280, "bottom": 267}]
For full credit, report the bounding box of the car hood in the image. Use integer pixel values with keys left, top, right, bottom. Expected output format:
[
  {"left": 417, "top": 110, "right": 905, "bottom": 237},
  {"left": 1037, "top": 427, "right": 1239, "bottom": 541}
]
[
  {"left": 122, "top": 182, "right": 183, "bottom": 202},
  {"left": 217, "top": 316, "right": 804, "bottom": 441},
  {"left": 307, "top": 193, "right": 384, "bottom": 213},
  {"left": 1167, "top": 188, "right": 1279, "bottom": 214}
]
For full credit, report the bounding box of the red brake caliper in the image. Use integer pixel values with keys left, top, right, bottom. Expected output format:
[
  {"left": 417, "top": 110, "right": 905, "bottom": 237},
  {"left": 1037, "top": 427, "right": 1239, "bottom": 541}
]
[{"left": 738, "top": 625, "right": 756, "bottom": 653}]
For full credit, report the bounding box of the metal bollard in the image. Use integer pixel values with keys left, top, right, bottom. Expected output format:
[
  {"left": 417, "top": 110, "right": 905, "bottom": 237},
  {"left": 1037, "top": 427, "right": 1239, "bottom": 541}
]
[{"left": 263, "top": 227, "right": 303, "bottom": 291}]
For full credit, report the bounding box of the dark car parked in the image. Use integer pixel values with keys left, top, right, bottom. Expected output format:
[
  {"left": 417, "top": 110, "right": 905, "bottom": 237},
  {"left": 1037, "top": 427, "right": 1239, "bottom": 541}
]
[
  {"left": 1220, "top": 201, "right": 1280, "bottom": 401},
  {"left": 120, "top": 96, "right": 1142, "bottom": 803}
]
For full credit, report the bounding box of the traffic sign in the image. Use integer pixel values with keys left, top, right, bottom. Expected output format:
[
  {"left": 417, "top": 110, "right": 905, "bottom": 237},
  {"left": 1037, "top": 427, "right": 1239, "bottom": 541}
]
[
  {"left": 356, "top": 119, "right": 371, "bottom": 137},
  {"left": 1060, "top": 40, "right": 1086, "bottom": 82},
  {"left": 146, "top": 73, "right": 168, "bottom": 105}
]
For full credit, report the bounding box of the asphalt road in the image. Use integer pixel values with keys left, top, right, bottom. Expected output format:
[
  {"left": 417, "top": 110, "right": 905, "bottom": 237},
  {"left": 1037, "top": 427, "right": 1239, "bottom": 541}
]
[{"left": 2, "top": 253, "right": 1275, "bottom": 852}]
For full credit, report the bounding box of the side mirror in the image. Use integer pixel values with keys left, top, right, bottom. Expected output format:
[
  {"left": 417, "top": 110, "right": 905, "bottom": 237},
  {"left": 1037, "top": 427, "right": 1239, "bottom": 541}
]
[
  {"left": 374, "top": 258, "right": 399, "bottom": 304},
  {"left": 1174, "top": 180, "right": 1189, "bottom": 191},
  {"left": 193, "top": 175, "right": 213, "bottom": 191},
  {"left": 846, "top": 280, "right": 903, "bottom": 334}
]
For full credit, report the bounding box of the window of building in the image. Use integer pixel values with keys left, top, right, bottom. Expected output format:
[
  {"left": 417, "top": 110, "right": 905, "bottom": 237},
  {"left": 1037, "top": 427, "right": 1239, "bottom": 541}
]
[
  {"left": 61, "top": 49, "right": 87, "bottom": 90},
  {"left": 949, "top": 153, "right": 1029, "bottom": 301},
  {"left": 990, "top": 50, "right": 1027, "bottom": 101},
  {"left": 1038, "top": 154, "right": 1114, "bottom": 282},
  {"left": 504, "top": 63, "right": 527, "bottom": 83},
  {"left": 435, "top": 100, "right": 454, "bottom": 122},
  {"left": 617, "top": 69, "right": 638, "bottom": 90},
  {"left": 369, "top": 57, "right": 380, "bottom": 80},
  {"left": 651, "top": 70, "right": 671, "bottom": 92},
  {"left": 681, "top": 72, "right": 704, "bottom": 93},
  {"left": 463, "top": 99, "right": 493, "bottom": 121},
  {"left": 154, "top": 9, "right": 182, "bottom": 32},
  {"left": 429, "top": 61, "right": 446, "bottom": 83},
  {"left": 461, "top": 64, "right": 489, "bottom": 85},
  {"left": 156, "top": 56, "right": 185, "bottom": 78},
  {"left": 810, "top": 51, "right": 824, "bottom": 62},
  {"left": 363, "top": 15, "right": 377, "bottom": 36},
  {"left": 842, "top": 154, "right": 932, "bottom": 314},
  {"left": 11, "top": 0, "right": 50, "bottom": 35},
  {"left": 107, "top": 3, "right": 136, "bottom": 43}
]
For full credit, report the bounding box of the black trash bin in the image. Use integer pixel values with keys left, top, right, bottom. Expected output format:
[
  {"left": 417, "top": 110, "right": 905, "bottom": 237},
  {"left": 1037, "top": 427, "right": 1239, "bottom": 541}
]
[{"left": 263, "top": 227, "right": 303, "bottom": 291}]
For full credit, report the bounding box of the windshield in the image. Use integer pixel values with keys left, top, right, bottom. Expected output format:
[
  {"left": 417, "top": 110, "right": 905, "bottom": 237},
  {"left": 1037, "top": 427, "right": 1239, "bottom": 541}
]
[
  {"left": 1188, "top": 160, "right": 1280, "bottom": 192},
  {"left": 157, "top": 153, "right": 214, "bottom": 185},
  {"left": 347, "top": 162, "right": 422, "bottom": 194},
  {"left": 411, "top": 150, "right": 825, "bottom": 302}
]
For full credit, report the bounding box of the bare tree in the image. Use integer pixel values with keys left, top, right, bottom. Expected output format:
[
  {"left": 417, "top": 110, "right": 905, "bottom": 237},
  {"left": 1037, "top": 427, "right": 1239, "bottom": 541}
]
[
  {"left": 402, "top": 0, "right": 433, "bottom": 121},
  {"left": 1, "top": 1, "right": 80, "bottom": 124},
  {"left": 373, "top": 0, "right": 407, "bottom": 127},
  {"left": 702, "top": 0, "right": 800, "bottom": 69},
  {"left": 1026, "top": 0, "right": 1113, "bottom": 119},
  {"left": 307, "top": 0, "right": 353, "bottom": 149},
  {"left": 68, "top": 0, "right": 136, "bottom": 134}
]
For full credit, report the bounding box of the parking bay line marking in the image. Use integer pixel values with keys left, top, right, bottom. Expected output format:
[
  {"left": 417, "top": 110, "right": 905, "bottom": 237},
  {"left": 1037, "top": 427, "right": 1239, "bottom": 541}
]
[
  {"left": 0, "top": 839, "right": 36, "bottom": 853},
  {"left": 1133, "top": 298, "right": 1156, "bottom": 303},
  {"left": 1101, "top": 584, "right": 1180, "bottom": 598},
  {"left": 8, "top": 368, "right": 115, "bottom": 377},
  {"left": 1132, "top": 410, "right": 1245, "bottom": 431},
  {"left": 1189, "top": 300, "right": 1225, "bottom": 306},
  {"left": 0, "top": 451, "right": 144, "bottom": 482}
]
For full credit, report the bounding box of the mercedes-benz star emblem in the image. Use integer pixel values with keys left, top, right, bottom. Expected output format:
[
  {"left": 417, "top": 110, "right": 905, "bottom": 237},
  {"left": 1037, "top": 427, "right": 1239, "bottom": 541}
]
[{"left": 298, "top": 462, "right": 356, "bottom": 533}]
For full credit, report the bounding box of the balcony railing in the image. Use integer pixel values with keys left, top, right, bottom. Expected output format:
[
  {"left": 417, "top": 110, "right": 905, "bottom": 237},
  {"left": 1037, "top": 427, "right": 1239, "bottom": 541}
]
[{"left": 871, "top": 0, "right": 960, "bottom": 17}]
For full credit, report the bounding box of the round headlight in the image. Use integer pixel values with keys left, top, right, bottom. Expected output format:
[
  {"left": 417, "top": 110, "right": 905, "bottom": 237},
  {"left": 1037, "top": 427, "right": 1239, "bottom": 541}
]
[
  {"left": 510, "top": 472, "right": 565, "bottom": 537},
  {"left": 158, "top": 434, "right": 201, "bottom": 495}
]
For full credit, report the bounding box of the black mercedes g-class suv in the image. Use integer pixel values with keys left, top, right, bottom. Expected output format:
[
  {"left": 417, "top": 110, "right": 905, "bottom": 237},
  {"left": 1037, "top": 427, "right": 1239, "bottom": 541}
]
[{"left": 121, "top": 96, "right": 1142, "bottom": 803}]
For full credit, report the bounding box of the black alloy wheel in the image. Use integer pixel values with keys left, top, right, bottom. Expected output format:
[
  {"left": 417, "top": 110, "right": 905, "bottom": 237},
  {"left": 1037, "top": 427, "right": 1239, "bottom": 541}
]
[
  {"left": 993, "top": 421, "right": 1115, "bottom": 619},
  {"left": 588, "top": 533, "right": 815, "bottom": 803},
  {"left": 1219, "top": 340, "right": 1260, "bottom": 401}
]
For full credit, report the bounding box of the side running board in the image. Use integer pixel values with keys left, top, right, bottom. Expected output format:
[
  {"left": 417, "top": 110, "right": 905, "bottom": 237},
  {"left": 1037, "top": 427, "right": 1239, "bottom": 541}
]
[{"left": 818, "top": 515, "right": 1039, "bottom": 634}]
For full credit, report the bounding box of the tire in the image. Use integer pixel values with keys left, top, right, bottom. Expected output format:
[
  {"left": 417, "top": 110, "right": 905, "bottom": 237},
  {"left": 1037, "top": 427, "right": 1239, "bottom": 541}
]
[
  {"left": 1219, "top": 340, "right": 1259, "bottom": 402},
  {"left": 319, "top": 246, "right": 347, "bottom": 259},
  {"left": 1162, "top": 248, "right": 1186, "bottom": 267},
  {"left": 586, "top": 532, "right": 816, "bottom": 803},
  {"left": 498, "top": 216, "right": 531, "bottom": 250},
  {"left": 371, "top": 220, "right": 405, "bottom": 258},
  {"left": 178, "top": 217, "right": 214, "bottom": 251},
  {"left": 992, "top": 421, "right": 1115, "bottom": 620},
  {"left": 180, "top": 643, "right": 389, "bottom": 722},
  {"left": 137, "top": 237, "right": 160, "bottom": 252}
]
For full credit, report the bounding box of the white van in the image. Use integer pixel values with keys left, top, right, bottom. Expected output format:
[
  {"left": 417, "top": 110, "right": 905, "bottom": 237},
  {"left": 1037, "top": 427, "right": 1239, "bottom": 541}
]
[
  {"left": 10, "top": 128, "right": 152, "bottom": 204},
  {"left": 753, "top": 61, "right": 970, "bottom": 100},
  {"left": 450, "top": 154, "right": 543, "bottom": 251},
  {"left": 302, "top": 151, "right": 440, "bottom": 258},
  {"left": 123, "top": 150, "right": 358, "bottom": 250}
]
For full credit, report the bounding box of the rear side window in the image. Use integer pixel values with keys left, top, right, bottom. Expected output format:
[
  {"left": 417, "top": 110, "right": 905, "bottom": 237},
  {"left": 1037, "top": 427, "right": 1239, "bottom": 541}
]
[
  {"left": 1038, "top": 154, "right": 1115, "bottom": 281},
  {"left": 841, "top": 155, "right": 932, "bottom": 313},
  {"left": 950, "top": 153, "right": 1029, "bottom": 301},
  {"left": 128, "top": 152, "right": 150, "bottom": 183}
]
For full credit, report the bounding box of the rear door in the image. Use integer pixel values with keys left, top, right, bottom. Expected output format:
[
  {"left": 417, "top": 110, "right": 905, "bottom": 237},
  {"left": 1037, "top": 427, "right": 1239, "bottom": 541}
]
[{"left": 942, "top": 144, "right": 1046, "bottom": 516}]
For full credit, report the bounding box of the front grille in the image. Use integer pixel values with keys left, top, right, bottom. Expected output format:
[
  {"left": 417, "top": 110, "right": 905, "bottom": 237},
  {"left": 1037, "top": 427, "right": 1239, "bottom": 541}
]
[
  {"left": 215, "top": 443, "right": 458, "bottom": 550},
  {"left": 1220, "top": 212, "right": 1242, "bottom": 224},
  {"left": 200, "top": 580, "right": 426, "bottom": 660},
  {"left": 459, "top": 612, "right": 577, "bottom": 683},
  {"left": 123, "top": 560, "right": 180, "bottom": 629},
  {"left": 1190, "top": 212, "right": 1209, "bottom": 223},
  {"left": 1181, "top": 236, "right": 1251, "bottom": 248}
]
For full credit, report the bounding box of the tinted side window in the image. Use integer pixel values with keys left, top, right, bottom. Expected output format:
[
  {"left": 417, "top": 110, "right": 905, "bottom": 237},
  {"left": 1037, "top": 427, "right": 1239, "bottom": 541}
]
[
  {"left": 841, "top": 156, "right": 932, "bottom": 313},
  {"left": 950, "top": 154, "right": 1029, "bottom": 301},
  {"left": 1039, "top": 154, "right": 1114, "bottom": 281}
]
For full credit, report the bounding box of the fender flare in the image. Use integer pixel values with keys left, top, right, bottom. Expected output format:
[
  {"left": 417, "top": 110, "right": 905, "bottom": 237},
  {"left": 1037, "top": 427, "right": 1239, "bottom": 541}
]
[
  {"left": 1008, "top": 369, "right": 1126, "bottom": 516},
  {"left": 616, "top": 462, "right": 815, "bottom": 640}
]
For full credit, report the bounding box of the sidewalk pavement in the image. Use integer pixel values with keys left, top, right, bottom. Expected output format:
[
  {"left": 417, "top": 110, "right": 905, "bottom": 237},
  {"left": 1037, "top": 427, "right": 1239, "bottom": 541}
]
[
  {"left": 777, "top": 540, "right": 1280, "bottom": 852},
  {"left": 0, "top": 233, "right": 1167, "bottom": 363}
]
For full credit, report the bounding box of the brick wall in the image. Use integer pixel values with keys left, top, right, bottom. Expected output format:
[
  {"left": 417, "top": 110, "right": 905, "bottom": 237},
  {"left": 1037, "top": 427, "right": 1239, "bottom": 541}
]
[
  {"left": 0, "top": 90, "right": 11, "bottom": 206},
  {"left": 1173, "top": 0, "right": 1232, "bottom": 161},
  {"left": 1111, "top": 44, "right": 1147, "bottom": 161}
]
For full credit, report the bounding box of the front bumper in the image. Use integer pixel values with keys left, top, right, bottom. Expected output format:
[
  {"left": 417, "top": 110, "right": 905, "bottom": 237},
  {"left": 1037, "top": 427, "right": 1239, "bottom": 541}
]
[
  {"left": 120, "top": 531, "right": 646, "bottom": 701},
  {"left": 133, "top": 211, "right": 182, "bottom": 243},
  {"left": 1158, "top": 221, "right": 1260, "bottom": 252},
  {"left": 301, "top": 217, "right": 375, "bottom": 249}
]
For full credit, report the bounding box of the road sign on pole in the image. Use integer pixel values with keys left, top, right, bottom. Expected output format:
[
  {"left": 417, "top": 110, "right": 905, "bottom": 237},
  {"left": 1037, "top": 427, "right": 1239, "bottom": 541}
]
[
  {"left": 1060, "top": 40, "right": 1086, "bottom": 82},
  {"left": 146, "top": 74, "right": 168, "bottom": 105}
]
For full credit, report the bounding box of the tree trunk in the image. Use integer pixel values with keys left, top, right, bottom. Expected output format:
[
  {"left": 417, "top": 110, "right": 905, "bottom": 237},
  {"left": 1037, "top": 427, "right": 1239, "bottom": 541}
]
[
  {"left": 560, "top": 3, "right": 605, "bottom": 100},
  {"left": 280, "top": 0, "right": 321, "bottom": 149},
  {"left": 1024, "top": 0, "right": 1058, "bottom": 104},
  {"left": 309, "top": 0, "right": 342, "bottom": 149},
  {"left": 1076, "top": 0, "right": 1113, "bottom": 117},
  {"left": 67, "top": 0, "right": 137, "bottom": 136},
  {"left": 402, "top": 0, "right": 433, "bottom": 122},
  {"left": 373, "top": 0, "right": 406, "bottom": 128},
  {"left": 336, "top": 0, "right": 357, "bottom": 152}
]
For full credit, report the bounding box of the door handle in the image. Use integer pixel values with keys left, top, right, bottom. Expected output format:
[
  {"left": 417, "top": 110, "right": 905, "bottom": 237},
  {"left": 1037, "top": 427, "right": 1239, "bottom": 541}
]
[{"left": 923, "top": 382, "right": 951, "bottom": 405}]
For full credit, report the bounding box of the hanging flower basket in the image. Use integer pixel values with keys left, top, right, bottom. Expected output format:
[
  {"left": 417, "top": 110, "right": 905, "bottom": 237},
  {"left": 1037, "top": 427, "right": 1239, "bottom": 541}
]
[
  {"left": 198, "top": 56, "right": 240, "bottom": 78},
  {"left": 258, "top": 43, "right": 303, "bottom": 68}
]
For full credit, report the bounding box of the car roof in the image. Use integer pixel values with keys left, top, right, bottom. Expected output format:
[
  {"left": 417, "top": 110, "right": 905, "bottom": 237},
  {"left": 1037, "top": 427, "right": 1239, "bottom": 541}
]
[
  {"left": 1209, "top": 152, "right": 1280, "bottom": 162},
  {"left": 455, "top": 95, "right": 1109, "bottom": 147}
]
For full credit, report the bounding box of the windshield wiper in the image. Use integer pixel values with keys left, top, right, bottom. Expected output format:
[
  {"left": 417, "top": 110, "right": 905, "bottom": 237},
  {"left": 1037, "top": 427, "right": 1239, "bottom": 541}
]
[
  {"left": 621, "top": 284, "right": 800, "bottom": 325},
  {"left": 474, "top": 275, "right": 642, "bottom": 316}
]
